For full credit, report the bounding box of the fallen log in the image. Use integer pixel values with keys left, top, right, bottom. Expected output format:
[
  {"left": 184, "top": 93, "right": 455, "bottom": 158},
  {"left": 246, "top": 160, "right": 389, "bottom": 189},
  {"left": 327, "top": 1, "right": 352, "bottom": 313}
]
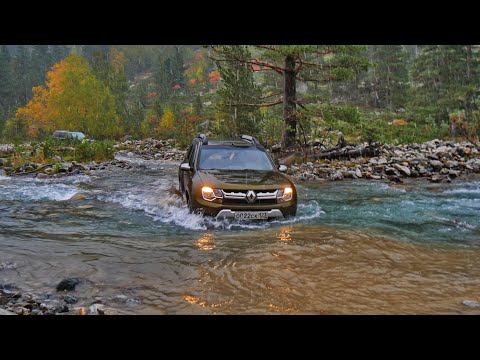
[
  {"left": 8, "top": 164, "right": 54, "bottom": 176},
  {"left": 309, "top": 145, "right": 379, "bottom": 160}
]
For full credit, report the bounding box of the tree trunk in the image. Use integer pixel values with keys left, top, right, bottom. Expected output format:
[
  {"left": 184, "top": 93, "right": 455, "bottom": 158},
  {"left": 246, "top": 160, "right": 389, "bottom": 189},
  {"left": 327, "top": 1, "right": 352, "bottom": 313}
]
[{"left": 282, "top": 55, "right": 297, "bottom": 149}]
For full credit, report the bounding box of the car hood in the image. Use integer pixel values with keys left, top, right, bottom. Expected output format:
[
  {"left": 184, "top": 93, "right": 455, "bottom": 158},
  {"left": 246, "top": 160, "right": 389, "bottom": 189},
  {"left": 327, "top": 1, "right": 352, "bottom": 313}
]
[{"left": 197, "top": 169, "right": 293, "bottom": 190}]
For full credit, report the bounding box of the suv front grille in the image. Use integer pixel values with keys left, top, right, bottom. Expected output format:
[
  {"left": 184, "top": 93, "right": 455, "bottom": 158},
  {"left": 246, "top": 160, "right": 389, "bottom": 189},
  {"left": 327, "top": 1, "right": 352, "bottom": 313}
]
[{"left": 221, "top": 190, "right": 278, "bottom": 205}]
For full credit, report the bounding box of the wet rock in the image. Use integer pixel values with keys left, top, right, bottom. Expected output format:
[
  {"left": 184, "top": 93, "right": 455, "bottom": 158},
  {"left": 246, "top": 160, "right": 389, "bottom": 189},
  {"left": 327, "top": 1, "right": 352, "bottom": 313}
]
[
  {"left": 388, "top": 175, "right": 403, "bottom": 184},
  {"left": 0, "top": 308, "right": 15, "bottom": 315},
  {"left": 429, "top": 160, "right": 444, "bottom": 171},
  {"left": 344, "top": 171, "right": 357, "bottom": 179},
  {"left": 69, "top": 193, "right": 87, "bottom": 201},
  {"left": 88, "top": 304, "right": 106, "bottom": 315},
  {"left": 393, "top": 164, "right": 411, "bottom": 176},
  {"left": 126, "top": 298, "right": 141, "bottom": 306},
  {"left": 56, "top": 278, "right": 81, "bottom": 292},
  {"left": 462, "top": 300, "right": 480, "bottom": 308},
  {"left": 444, "top": 160, "right": 458, "bottom": 168},
  {"left": 430, "top": 174, "right": 451, "bottom": 183},
  {"left": 385, "top": 167, "right": 401, "bottom": 177},
  {"left": 36, "top": 173, "right": 48, "bottom": 179},
  {"left": 0, "top": 261, "right": 17, "bottom": 271},
  {"left": 355, "top": 168, "right": 362, "bottom": 178},
  {"left": 377, "top": 157, "right": 388, "bottom": 165},
  {"left": 55, "top": 305, "right": 70, "bottom": 313},
  {"left": 77, "top": 205, "right": 94, "bottom": 210},
  {"left": 63, "top": 295, "right": 78, "bottom": 304},
  {"left": 329, "top": 171, "right": 344, "bottom": 181}
]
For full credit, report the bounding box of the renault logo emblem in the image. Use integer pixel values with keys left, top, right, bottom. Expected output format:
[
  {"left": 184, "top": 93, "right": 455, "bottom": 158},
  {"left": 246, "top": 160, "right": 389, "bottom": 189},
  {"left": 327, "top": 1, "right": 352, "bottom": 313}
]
[{"left": 246, "top": 190, "right": 257, "bottom": 204}]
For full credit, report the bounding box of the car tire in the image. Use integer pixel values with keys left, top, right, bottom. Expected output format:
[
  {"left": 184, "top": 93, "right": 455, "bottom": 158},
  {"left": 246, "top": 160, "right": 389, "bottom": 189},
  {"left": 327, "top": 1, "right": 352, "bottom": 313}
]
[{"left": 186, "top": 192, "right": 194, "bottom": 213}]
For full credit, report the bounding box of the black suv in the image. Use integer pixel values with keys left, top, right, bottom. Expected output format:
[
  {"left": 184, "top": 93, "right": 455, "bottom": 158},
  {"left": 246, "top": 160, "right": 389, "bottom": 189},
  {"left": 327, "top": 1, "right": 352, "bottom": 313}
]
[{"left": 178, "top": 134, "right": 297, "bottom": 220}]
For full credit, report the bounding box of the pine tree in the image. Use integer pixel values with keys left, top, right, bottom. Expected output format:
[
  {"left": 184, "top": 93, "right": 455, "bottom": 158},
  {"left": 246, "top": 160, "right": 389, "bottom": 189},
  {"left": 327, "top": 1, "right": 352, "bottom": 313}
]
[
  {"left": 369, "top": 45, "right": 409, "bottom": 109},
  {"left": 30, "top": 45, "right": 50, "bottom": 86},
  {"left": 153, "top": 56, "right": 174, "bottom": 102},
  {"left": 193, "top": 94, "right": 203, "bottom": 116},
  {"left": 212, "top": 45, "right": 368, "bottom": 148},
  {"left": 214, "top": 45, "right": 261, "bottom": 138},
  {"left": 409, "top": 45, "right": 480, "bottom": 123},
  {"left": 12, "top": 45, "right": 32, "bottom": 104},
  {"left": 51, "top": 45, "right": 70, "bottom": 64},
  {"left": 0, "top": 45, "right": 15, "bottom": 126}
]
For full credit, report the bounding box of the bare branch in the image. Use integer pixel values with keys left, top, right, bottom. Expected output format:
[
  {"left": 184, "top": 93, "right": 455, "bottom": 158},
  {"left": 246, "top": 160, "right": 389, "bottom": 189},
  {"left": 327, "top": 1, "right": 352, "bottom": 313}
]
[
  {"left": 231, "top": 98, "right": 283, "bottom": 107},
  {"left": 259, "top": 91, "right": 283, "bottom": 99},
  {"left": 254, "top": 45, "right": 280, "bottom": 52}
]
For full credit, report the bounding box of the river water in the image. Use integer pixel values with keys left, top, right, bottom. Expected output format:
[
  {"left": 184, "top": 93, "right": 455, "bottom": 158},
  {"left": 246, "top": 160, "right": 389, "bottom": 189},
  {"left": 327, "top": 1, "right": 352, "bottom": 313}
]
[{"left": 1, "top": 155, "right": 480, "bottom": 314}]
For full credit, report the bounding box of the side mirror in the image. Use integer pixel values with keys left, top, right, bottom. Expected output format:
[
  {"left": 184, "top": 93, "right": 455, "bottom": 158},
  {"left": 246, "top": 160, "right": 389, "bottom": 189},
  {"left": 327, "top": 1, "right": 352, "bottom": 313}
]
[
  {"left": 279, "top": 165, "right": 287, "bottom": 173},
  {"left": 180, "top": 163, "right": 191, "bottom": 171}
]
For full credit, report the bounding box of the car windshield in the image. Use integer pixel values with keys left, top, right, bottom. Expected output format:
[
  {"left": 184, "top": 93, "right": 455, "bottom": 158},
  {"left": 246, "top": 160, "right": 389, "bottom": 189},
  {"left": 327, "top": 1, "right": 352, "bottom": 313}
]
[
  {"left": 70, "top": 132, "right": 85, "bottom": 140},
  {"left": 198, "top": 147, "right": 274, "bottom": 171}
]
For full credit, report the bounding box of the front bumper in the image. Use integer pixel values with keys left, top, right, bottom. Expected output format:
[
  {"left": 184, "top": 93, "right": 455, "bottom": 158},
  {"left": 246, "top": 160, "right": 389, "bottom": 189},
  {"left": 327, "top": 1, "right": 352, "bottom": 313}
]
[{"left": 215, "top": 209, "right": 284, "bottom": 220}]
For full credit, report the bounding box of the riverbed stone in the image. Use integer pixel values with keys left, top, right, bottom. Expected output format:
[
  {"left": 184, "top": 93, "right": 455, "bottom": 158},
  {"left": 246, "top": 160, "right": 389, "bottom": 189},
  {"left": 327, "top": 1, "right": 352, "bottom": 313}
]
[
  {"left": 393, "top": 164, "right": 411, "bottom": 176},
  {"left": 462, "top": 300, "right": 480, "bottom": 308},
  {"left": 56, "top": 278, "right": 81, "bottom": 292},
  {"left": 429, "top": 160, "right": 444, "bottom": 171},
  {"left": 329, "top": 171, "right": 344, "bottom": 181}
]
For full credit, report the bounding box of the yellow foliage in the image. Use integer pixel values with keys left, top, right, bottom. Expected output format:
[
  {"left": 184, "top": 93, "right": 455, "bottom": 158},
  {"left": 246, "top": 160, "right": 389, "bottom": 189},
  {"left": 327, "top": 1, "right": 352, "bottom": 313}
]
[
  {"left": 158, "top": 107, "right": 175, "bottom": 133},
  {"left": 109, "top": 48, "right": 126, "bottom": 72},
  {"left": 15, "top": 54, "right": 121, "bottom": 139}
]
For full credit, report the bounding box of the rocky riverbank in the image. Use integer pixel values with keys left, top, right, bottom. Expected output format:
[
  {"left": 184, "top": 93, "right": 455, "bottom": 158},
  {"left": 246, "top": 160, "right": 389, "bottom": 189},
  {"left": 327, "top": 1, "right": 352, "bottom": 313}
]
[
  {"left": 114, "top": 138, "right": 186, "bottom": 162},
  {"left": 0, "top": 279, "right": 137, "bottom": 315},
  {"left": 284, "top": 140, "right": 480, "bottom": 183},
  {"left": 2, "top": 139, "right": 480, "bottom": 184},
  {"left": 0, "top": 138, "right": 186, "bottom": 178}
]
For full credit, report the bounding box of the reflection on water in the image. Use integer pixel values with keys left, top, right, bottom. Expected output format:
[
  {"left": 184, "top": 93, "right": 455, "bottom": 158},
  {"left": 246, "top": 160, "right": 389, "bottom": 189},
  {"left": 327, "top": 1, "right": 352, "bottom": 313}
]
[
  {"left": 276, "top": 226, "right": 293, "bottom": 244},
  {"left": 195, "top": 233, "right": 216, "bottom": 251},
  {"left": 1, "top": 156, "right": 480, "bottom": 314}
]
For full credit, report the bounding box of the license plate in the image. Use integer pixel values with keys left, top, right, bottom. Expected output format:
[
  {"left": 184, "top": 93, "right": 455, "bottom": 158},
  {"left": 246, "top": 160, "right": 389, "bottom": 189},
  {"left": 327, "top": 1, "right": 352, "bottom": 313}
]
[{"left": 234, "top": 211, "right": 269, "bottom": 220}]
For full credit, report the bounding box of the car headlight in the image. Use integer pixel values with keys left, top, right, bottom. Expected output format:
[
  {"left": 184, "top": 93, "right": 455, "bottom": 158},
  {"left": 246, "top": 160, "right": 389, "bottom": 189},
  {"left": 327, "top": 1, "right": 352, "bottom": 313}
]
[
  {"left": 277, "top": 187, "right": 293, "bottom": 202},
  {"left": 202, "top": 187, "right": 223, "bottom": 202}
]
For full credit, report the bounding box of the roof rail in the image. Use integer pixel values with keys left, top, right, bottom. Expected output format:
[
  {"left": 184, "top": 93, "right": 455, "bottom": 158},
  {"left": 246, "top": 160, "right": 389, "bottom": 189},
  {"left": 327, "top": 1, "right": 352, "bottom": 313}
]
[
  {"left": 197, "top": 133, "right": 208, "bottom": 145},
  {"left": 239, "top": 134, "right": 265, "bottom": 150}
]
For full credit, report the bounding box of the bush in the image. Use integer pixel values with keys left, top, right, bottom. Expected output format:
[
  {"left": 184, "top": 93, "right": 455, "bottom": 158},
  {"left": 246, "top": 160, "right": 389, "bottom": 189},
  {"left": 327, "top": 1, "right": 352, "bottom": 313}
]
[{"left": 74, "top": 140, "right": 115, "bottom": 162}]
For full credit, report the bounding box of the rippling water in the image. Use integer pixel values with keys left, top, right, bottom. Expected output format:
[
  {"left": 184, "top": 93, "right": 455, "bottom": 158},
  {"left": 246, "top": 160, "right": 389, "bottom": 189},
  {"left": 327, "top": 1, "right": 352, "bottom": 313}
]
[{"left": 1, "top": 156, "right": 480, "bottom": 314}]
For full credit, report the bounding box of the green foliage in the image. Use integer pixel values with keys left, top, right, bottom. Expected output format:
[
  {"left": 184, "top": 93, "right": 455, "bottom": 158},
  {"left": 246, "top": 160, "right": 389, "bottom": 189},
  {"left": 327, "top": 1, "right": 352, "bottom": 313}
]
[
  {"left": 213, "top": 45, "right": 262, "bottom": 137},
  {"left": 74, "top": 140, "right": 115, "bottom": 162},
  {"left": 409, "top": 45, "right": 480, "bottom": 124}
]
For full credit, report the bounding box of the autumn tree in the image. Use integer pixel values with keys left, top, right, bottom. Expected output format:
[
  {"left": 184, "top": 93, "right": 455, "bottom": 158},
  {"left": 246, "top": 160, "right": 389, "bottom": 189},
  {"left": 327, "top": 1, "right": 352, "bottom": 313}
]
[
  {"left": 157, "top": 106, "right": 175, "bottom": 138},
  {"left": 211, "top": 45, "right": 368, "bottom": 149},
  {"left": 15, "top": 54, "right": 121, "bottom": 139}
]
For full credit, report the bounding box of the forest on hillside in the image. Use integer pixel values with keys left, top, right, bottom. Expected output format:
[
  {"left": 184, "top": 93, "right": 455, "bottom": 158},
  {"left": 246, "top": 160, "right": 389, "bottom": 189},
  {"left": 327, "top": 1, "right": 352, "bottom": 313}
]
[{"left": 0, "top": 45, "right": 479, "bottom": 149}]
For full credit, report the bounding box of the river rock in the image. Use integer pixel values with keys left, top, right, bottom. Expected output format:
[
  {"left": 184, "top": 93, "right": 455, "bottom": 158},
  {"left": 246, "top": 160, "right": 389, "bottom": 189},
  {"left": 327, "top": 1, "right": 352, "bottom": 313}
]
[
  {"left": 429, "top": 160, "right": 444, "bottom": 171},
  {"left": 393, "top": 164, "right": 411, "bottom": 176},
  {"left": 56, "top": 278, "right": 81, "bottom": 292},
  {"left": 462, "top": 300, "right": 480, "bottom": 308},
  {"left": 430, "top": 174, "right": 451, "bottom": 183},
  {"left": 88, "top": 304, "right": 106, "bottom": 315},
  {"left": 0, "top": 308, "right": 15, "bottom": 315},
  {"left": 69, "top": 193, "right": 87, "bottom": 201},
  {"left": 377, "top": 157, "right": 388, "bottom": 165},
  {"left": 63, "top": 295, "right": 78, "bottom": 304},
  {"left": 329, "top": 171, "right": 344, "bottom": 181}
]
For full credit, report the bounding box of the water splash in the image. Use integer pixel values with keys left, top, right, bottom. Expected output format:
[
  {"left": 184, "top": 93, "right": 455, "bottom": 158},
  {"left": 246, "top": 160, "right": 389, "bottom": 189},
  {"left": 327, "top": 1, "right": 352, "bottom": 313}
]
[{"left": 0, "top": 181, "right": 79, "bottom": 202}]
